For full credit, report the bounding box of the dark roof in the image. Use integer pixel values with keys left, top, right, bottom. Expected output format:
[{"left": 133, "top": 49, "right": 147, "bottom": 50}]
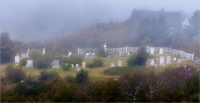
[{"left": 130, "top": 10, "right": 185, "bottom": 26}]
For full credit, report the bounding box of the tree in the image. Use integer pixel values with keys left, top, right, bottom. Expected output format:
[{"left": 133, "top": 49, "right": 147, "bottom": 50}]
[
  {"left": 75, "top": 69, "right": 89, "bottom": 83},
  {"left": 188, "top": 10, "right": 200, "bottom": 37},
  {"left": 0, "top": 32, "right": 15, "bottom": 63},
  {"left": 97, "top": 45, "right": 107, "bottom": 57},
  {"left": 127, "top": 46, "right": 148, "bottom": 66},
  {"left": 6, "top": 65, "right": 26, "bottom": 82}
]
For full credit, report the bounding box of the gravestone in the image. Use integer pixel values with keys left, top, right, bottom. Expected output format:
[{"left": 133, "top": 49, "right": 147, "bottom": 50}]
[
  {"left": 82, "top": 62, "right": 86, "bottom": 69},
  {"left": 76, "top": 64, "right": 79, "bottom": 67},
  {"left": 26, "top": 60, "right": 33, "bottom": 67},
  {"left": 110, "top": 63, "right": 115, "bottom": 67},
  {"left": 92, "top": 53, "right": 95, "bottom": 56},
  {"left": 150, "top": 59, "right": 154, "bottom": 65},
  {"left": 88, "top": 52, "right": 92, "bottom": 58},
  {"left": 150, "top": 48, "right": 154, "bottom": 54},
  {"left": 120, "top": 53, "right": 127, "bottom": 57},
  {"left": 159, "top": 48, "right": 163, "bottom": 54},
  {"left": 68, "top": 52, "right": 72, "bottom": 57},
  {"left": 42, "top": 48, "right": 45, "bottom": 55},
  {"left": 119, "top": 49, "right": 123, "bottom": 55},
  {"left": 85, "top": 53, "right": 89, "bottom": 57},
  {"left": 166, "top": 56, "right": 171, "bottom": 64},
  {"left": 77, "top": 68, "right": 80, "bottom": 71},
  {"left": 118, "top": 60, "right": 122, "bottom": 66},
  {"left": 22, "top": 54, "right": 26, "bottom": 60},
  {"left": 15, "top": 54, "right": 20, "bottom": 63},
  {"left": 52, "top": 60, "right": 59, "bottom": 68},
  {"left": 71, "top": 64, "right": 74, "bottom": 67},
  {"left": 178, "top": 59, "right": 181, "bottom": 64},
  {"left": 107, "top": 52, "right": 113, "bottom": 58},
  {"left": 26, "top": 49, "right": 29, "bottom": 57},
  {"left": 174, "top": 57, "right": 176, "bottom": 60},
  {"left": 160, "top": 56, "right": 164, "bottom": 65},
  {"left": 155, "top": 64, "right": 157, "bottom": 67}
]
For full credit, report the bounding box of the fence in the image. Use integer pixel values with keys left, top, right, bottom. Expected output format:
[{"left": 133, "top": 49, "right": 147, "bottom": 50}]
[{"left": 78, "top": 46, "right": 194, "bottom": 60}]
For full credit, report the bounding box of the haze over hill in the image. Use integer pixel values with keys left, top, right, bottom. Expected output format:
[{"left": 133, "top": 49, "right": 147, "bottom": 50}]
[{"left": 0, "top": 0, "right": 199, "bottom": 41}]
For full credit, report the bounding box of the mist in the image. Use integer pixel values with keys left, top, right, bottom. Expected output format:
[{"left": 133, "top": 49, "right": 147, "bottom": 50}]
[{"left": 0, "top": 0, "right": 199, "bottom": 41}]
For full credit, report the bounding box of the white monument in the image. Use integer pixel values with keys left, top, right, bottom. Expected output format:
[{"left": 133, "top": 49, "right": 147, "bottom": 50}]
[
  {"left": 52, "top": 60, "right": 59, "bottom": 68},
  {"left": 82, "top": 62, "right": 86, "bottom": 69},
  {"left": 110, "top": 63, "right": 115, "bottom": 67},
  {"left": 15, "top": 54, "right": 20, "bottom": 63},
  {"left": 77, "top": 68, "right": 80, "bottom": 71},
  {"left": 174, "top": 57, "right": 176, "bottom": 60},
  {"left": 159, "top": 48, "right": 163, "bottom": 54},
  {"left": 166, "top": 56, "right": 171, "bottom": 64},
  {"left": 118, "top": 60, "right": 122, "bottom": 66},
  {"left": 26, "top": 60, "right": 33, "bottom": 67},
  {"left": 26, "top": 49, "right": 29, "bottom": 57},
  {"left": 68, "top": 52, "right": 72, "bottom": 57},
  {"left": 71, "top": 64, "right": 74, "bottom": 67},
  {"left": 22, "top": 54, "right": 26, "bottom": 60},
  {"left": 150, "top": 48, "right": 154, "bottom": 54},
  {"left": 150, "top": 59, "right": 154, "bottom": 65},
  {"left": 42, "top": 48, "right": 45, "bottom": 55},
  {"left": 76, "top": 64, "right": 79, "bottom": 67},
  {"left": 160, "top": 56, "right": 164, "bottom": 65},
  {"left": 178, "top": 59, "right": 181, "bottom": 64}
]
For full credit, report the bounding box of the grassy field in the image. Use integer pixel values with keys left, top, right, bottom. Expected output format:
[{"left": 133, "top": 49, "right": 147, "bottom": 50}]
[{"left": 1, "top": 53, "right": 199, "bottom": 82}]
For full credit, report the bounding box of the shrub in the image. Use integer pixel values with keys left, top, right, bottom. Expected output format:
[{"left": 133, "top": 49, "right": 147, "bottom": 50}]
[
  {"left": 6, "top": 64, "right": 26, "bottom": 82},
  {"left": 68, "top": 54, "right": 83, "bottom": 65},
  {"left": 75, "top": 69, "right": 89, "bottom": 83},
  {"left": 61, "top": 63, "right": 71, "bottom": 71},
  {"left": 34, "top": 51, "right": 53, "bottom": 69},
  {"left": 38, "top": 70, "right": 59, "bottom": 81},
  {"left": 97, "top": 46, "right": 108, "bottom": 57},
  {"left": 65, "top": 75, "right": 75, "bottom": 83},
  {"left": 19, "top": 58, "right": 28, "bottom": 66},
  {"left": 127, "top": 46, "right": 148, "bottom": 66},
  {"left": 86, "top": 58, "right": 104, "bottom": 68},
  {"left": 103, "top": 66, "right": 138, "bottom": 75}
]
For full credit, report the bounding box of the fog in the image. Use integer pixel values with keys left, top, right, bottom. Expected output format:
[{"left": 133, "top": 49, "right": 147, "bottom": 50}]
[{"left": 0, "top": 0, "right": 199, "bottom": 41}]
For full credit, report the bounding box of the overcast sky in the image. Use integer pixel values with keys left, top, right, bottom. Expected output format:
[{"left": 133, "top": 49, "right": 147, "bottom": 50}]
[{"left": 0, "top": 0, "right": 199, "bottom": 41}]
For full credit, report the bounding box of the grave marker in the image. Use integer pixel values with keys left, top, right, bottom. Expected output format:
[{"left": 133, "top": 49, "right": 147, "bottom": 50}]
[
  {"left": 26, "top": 60, "right": 33, "bottom": 67},
  {"left": 160, "top": 56, "right": 164, "bottom": 65},
  {"left": 82, "top": 62, "right": 86, "bottom": 69},
  {"left": 118, "top": 60, "right": 122, "bottom": 66},
  {"left": 22, "top": 54, "right": 26, "bottom": 60},
  {"left": 150, "top": 48, "right": 154, "bottom": 54},
  {"left": 150, "top": 59, "right": 154, "bottom": 65},
  {"left": 110, "top": 63, "right": 115, "bottom": 67},
  {"left": 159, "top": 48, "right": 163, "bottom": 54},
  {"left": 52, "top": 60, "right": 59, "bottom": 68},
  {"left": 15, "top": 54, "right": 19, "bottom": 63},
  {"left": 166, "top": 56, "right": 171, "bottom": 64},
  {"left": 76, "top": 64, "right": 79, "bottom": 67}
]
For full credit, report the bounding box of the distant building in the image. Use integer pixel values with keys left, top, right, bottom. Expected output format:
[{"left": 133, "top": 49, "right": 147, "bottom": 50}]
[
  {"left": 130, "top": 8, "right": 188, "bottom": 34},
  {"left": 188, "top": 34, "right": 200, "bottom": 43}
]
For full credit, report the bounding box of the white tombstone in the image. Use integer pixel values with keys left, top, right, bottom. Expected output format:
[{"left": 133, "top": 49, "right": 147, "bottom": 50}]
[
  {"left": 26, "top": 60, "right": 33, "bottom": 67},
  {"left": 85, "top": 53, "right": 89, "bottom": 57},
  {"left": 166, "top": 56, "right": 171, "bottom": 64},
  {"left": 110, "top": 63, "right": 115, "bottom": 67},
  {"left": 92, "top": 53, "right": 95, "bottom": 56},
  {"left": 159, "top": 48, "right": 163, "bottom": 54},
  {"left": 26, "top": 49, "right": 29, "bottom": 57},
  {"left": 68, "top": 52, "right": 72, "bottom": 57},
  {"left": 22, "top": 54, "right": 26, "bottom": 60},
  {"left": 42, "top": 48, "right": 45, "bottom": 55},
  {"left": 77, "top": 68, "right": 80, "bottom": 71},
  {"left": 174, "top": 57, "right": 176, "bottom": 60},
  {"left": 160, "top": 56, "right": 164, "bottom": 65},
  {"left": 82, "top": 62, "right": 86, "bottom": 69},
  {"left": 150, "top": 59, "right": 154, "bottom": 65},
  {"left": 118, "top": 60, "right": 122, "bottom": 66},
  {"left": 150, "top": 48, "right": 154, "bottom": 54},
  {"left": 155, "top": 64, "right": 157, "bottom": 67},
  {"left": 76, "top": 64, "right": 79, "bottom": 67},
  {"left": 71, "top": 64, "right": 74, "bottom": 67},
  {"left": 52, "top": 60, "right": 59, "bottom": 68},
  {"left": 178, "top": 59, "right": 181, "bottom": 64},
  {"left": 15, "top": 54, "right": 20, "bottom": 63}
]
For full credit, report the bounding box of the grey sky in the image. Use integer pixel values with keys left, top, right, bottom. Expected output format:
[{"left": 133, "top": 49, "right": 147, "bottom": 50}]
[{"left": 0, "top": 0, "right": 199, "bottom": 41}]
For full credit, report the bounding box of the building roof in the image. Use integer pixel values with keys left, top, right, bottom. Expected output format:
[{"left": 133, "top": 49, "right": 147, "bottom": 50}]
[
  {"left": 130, "top": 9, "right": 186, "bottom": 26},
  {"left": 188, "top": 35, "right": 200, "bottom": 42}
]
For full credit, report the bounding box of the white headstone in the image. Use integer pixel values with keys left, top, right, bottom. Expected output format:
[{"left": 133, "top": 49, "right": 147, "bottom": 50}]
[
  {"left": 150, "top": 48, "right": 154, "bottom": 54},
  {"left": 52, "top": 60, "right": 59, "bottom": 68},
  {"left": 166, "top": 56, "right": 171, "bottom": 64},
  {"left": 150, "top": 59, "right": 154, "bottom": 65},
  {"left": 155, "top": 64, "right": 157, "bottom": 67},
  {"left": 42, "top": 48, "right": 45, "bottom": 55},
  {"left": 110, "top": 63, "right": 115, "bottom": 67},
  {"left": 71, "top": 64, "right": 74, "bottom": 67},
  {"left": 76, "top": 64, "right": 79, "bottom": 67},
  {"left": 174, "top": 57, "right": 176, "bottom": 60},
  {"left": 159, "top": 48, "right": 163, "bottom": 54},
  {"left": 92, "top": 53, "right": 95, "bottom": 56},
  {"left": 77, "top": 68, "right": 80, "bottom": 71},
  {"left": 118, "top": 60, "right": 122, "bottom": 66},
  {"left": 68, "top": 52, "right": 72, "bottom": 57},
  {"left": 22, "top": 54, "right": 26, "bottom": 59},
  {"left": 160, "top": 56, "right": 164, "bottom": 65},
  {"left": 15, "top": 54, "right": 20, "bottom": 63},
  {"left": 82, "top": 62, "right": 86, "bottom": 69},
  {"left": 178, "top": 59, "right": 181, "bottom": 64},
  {"left": 85, "top": 53, "right": 89, "bottom": 57},
  {"left": 26, "top": 60, "right": 33, "bottom": 67},
  {"left": 26, "top": 49, "right": 29, "bottom": 57}
]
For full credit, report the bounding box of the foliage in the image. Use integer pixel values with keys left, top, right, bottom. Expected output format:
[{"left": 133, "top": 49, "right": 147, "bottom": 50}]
[
  {"left": 6, "top": 64, "right": 26, "bottom": 83},
  {"left": 127, "top": 46, "right": 148, "bottom": 66},
  {"left": 189, "top": 10, "right": 200, "bottom": 35},
  {"left": 38, "top": 70, "right": 59, "bottom": 81},
  {"left": 0, "top": 32, "right": 15, "bottom": 63},
  {"left": 19, "top": 57, "right": 28, "bottom": 66},
  {"left": 75, "top": 69, "right": 89, "bottom": 83},
  {"left": 86, "top": 58, "right": 104, "bottom": 68},
  {"left": 61, "top": 63, "right": 71, "bottom": 71},
  {"left": 103, "top": 66, "right": 139, "bottom": 75},
  {"left": 68, "top": 54, "right": 84, "bottom": 65},
  {"left": 65, "top": 75, "right": 75, "bottom": 83},
  {"left": 97, "top": 46, "right": 108, "bottom": 57}
]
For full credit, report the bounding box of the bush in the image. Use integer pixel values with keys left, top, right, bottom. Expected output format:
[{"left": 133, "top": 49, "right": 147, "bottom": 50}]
[
  {"left": 75, "top": 69, "right": 89, "bottom": 83},
  {"left": 38, "top": 70, "right": 59, "bottom": 81},
  {"left": 68, "top": 54, "right": 84, "bottom": 65},
  {"left": 61, "top": 63, "right": 71, "bottom": 71},
  {"left": 97, "top": 46, "right": 108, "bottom": 57},
  {"left": 19, "top": 58, "right": 28, "bottom": 66},
  {"left": 65, "top": 75, "right": 75, "bottom": 83},
  {"left": 86, "top": 58, "right": 104, "bottom": 68},
  {"left": 6, "top": 65, "right": 26, "bottom": 82},
  {"left": 127, "top": 46, "right": 148, "bottom": 66},
  {"left": 103, "top": 66, "right": 138, "bottom": 75},
  {"left": 33, "top": 51, "right": 53, "bottom": 69}
]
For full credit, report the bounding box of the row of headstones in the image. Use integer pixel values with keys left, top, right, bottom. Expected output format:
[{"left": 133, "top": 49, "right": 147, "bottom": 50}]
[
  {"left": 110, "top": 60, "right": 122, "bottom": 67},
  {"left": 85, "top": 52, "right": 95, "bottom": 58},
  {"left": 150, "top": 48, "right": 163, "bottom": 54},
  {"left": 150, "top": 56, "right": 181, "bottom": 66}
]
